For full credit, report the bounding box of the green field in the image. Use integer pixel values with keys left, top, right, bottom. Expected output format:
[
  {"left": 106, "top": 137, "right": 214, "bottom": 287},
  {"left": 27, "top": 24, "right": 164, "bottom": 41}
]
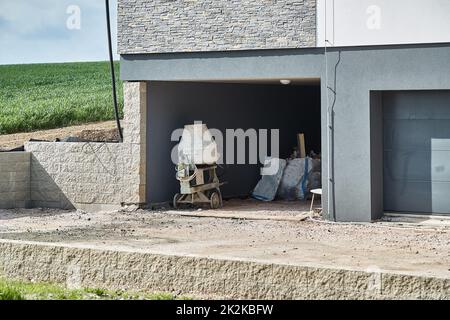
[{"left": 0, "top": 61, "right": 123, "bottom": 135}]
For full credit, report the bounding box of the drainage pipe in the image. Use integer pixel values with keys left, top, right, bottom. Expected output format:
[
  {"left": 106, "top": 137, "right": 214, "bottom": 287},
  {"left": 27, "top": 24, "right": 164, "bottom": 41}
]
[{"left": 324, "top": 0, "right": 336, "bottom": 222}]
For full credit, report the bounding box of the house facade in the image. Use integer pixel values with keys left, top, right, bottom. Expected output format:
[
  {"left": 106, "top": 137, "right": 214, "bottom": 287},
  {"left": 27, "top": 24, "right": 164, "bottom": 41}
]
[
  {"left": 8, "top": 0, "right": 448, "bottom": 221},
  {"left": 117, "top": 0, "right": 450, "bottom": 222}
]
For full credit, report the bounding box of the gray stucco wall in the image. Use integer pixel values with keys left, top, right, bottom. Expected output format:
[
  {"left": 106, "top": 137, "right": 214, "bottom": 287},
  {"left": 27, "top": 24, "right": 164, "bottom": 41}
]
[
  {"left": 118, "top": 0, "right": 316, "bottom": 54},
  {"left": 370, "top": 92, "right": 383, "bottom": 219},
  {"left": 121, "top": 43, "right": 450, "bottom": 222},
  {"left": 324, "top": 44, "right": 450, "bottom": 221},
  {"left": 146, "top": 82, "right": 321, "bottom": 204}
]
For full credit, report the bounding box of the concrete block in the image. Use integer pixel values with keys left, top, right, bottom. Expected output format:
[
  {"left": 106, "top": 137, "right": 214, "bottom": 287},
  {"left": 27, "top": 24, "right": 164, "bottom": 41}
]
[
  {"left": 14, "top": 171, "right": 31, "bottom": 182},
  {"left": 14, "top": 200, "right": 31, "bottom": 208},
  {"left": 307, "top": 267, "right": 346, "bottom": 292},
  {"left": 14, "top": 162, "right": 31, "bottom": 173},
  {"left": 117, "top": 251, "right": 148, "bottom": 271},
  {"left": 0, "top": 152, "right": 30, "bottom": 163},
  {"left": 0, "top": 163, "right": 19, "bottom": 173},
  {"left": 0, "top": 193, "right": 13, "bottom": 201},
  {"left": 12, "top": 191, "right": 30, "bottom": 201},
  {"left": 421, "top": 277, "right": 450, "bottom": 300},
  {"left": 140, "top": 271, "right": 177, "bottom": 292},
  {"left": 104, "top": 268, "right": 145, "bottom": 291},
  {"left": 0, "top": 181, "right": 15, "bottom": 193},
  {"left": 382, "top": 274, "right": 424, "bottom": 299},
  {"left": 0, "top": 181, "right": 27, "bottom": 193},
  {"left": 146, "top": 254, "right": 180, "bottom": 274},
  {"left": 0, "top": 200, "right": 15, "bottom": 209},
  {"left": 31, "top": 190, "right": 62, "bottom": 202},
  {"left": 0, "top": 172, "right": 15, "bottom": 180},
  {"left": 345, "top": 270, "right": 383, "bottom": 296},
  {"left": 62, "top": 247, "right": 91, "bottom": 266},
  {"left": 271, "top": 264, "right": 308, "bottom": 288},
  {"left": 89, "top": 250, "right": 119, "bottom": 269},
  {"left": 238, "top": 262, "right": 274, "bottom": 284},
  {"left": 81, "top": 266, "right": 106, "bottom": 287}
]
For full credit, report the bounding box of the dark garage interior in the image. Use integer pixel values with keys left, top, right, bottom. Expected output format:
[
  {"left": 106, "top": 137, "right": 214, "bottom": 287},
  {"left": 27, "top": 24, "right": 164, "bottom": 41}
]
[{"left": 146, "top": 81, "right": 321, "bottom": 205}]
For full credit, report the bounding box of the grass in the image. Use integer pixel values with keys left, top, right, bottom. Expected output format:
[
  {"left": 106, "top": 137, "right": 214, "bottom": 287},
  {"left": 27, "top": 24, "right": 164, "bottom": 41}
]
[
  {"left": 0, "top": 61, "right": 123, "bottom": 135},
  {"left": 0, "top": 278, "right": 187, "bottom": 300}
]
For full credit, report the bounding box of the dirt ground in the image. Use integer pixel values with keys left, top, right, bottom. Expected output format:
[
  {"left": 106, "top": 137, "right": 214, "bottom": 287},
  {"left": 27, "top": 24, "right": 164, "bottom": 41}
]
[
  {"left": 0, "top": 121, "right": 117, "bottom": 150},
  {"left": 1, "top": 199, "right": 449, "bottom": 278}
]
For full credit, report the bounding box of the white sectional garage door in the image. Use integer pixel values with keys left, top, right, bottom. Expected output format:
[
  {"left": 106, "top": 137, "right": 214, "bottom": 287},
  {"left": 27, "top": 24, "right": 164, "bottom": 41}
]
[{"left": 383, "top": 91, "right": 450, "bottom": 215}]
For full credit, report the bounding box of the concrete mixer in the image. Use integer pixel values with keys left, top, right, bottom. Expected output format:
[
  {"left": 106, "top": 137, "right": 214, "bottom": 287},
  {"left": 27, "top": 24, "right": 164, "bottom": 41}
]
[{"left": 173, "top": 123, "right": 224, "bottom": 209}]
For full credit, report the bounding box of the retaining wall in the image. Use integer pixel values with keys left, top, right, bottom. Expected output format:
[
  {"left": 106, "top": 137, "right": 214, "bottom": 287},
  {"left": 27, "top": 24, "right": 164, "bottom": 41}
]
[
  {"left": 23, "top": 82, "right": 147, "bottom": 211},
  {"left": 0, "top": 152, "right": 31, "bottom": 209},
  {"left": 0, "top": 240, "right": 448, "bottom": 299}
]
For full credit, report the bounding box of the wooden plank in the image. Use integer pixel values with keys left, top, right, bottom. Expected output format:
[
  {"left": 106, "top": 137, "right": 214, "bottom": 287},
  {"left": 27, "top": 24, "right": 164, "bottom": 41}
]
[
  {"left": 297, "top": 133, "right": 306, "bottom": 158},
  {"left": 166, "top": 211, "right": 311, "bottom": 222}
]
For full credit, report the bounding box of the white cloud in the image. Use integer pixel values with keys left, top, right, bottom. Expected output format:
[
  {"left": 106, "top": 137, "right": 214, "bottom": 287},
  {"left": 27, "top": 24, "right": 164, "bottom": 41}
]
[
  {"left": 0, "top": 1, "right": 62, "bottom": 36},
  {"left": 0, "top": 0, "right": 118, "bottom": 64}
]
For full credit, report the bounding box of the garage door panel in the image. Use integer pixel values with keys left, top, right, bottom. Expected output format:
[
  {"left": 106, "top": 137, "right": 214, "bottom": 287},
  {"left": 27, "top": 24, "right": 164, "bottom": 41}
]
[
  {"left": 431, "top": 139, "right": 450, "bottom": 151},
  {"left": 382, "top": 90, "right": 450, "bottom": 215},
  {"left": 429, "top": 183, "right": 450, "bottom": 214},
  {"left": 384, "top": 180, "right": 431, "bottom": 213},
  {"left": 384, "top": 150, "right": 430, "bottom": 181},
  {"left": 382, "top": 93, "right": 417, "bottom": 119},
  {"left": 384, "top": 180, "right": 450, "bottom": 214},
  {"left": 384, "top": 119, "right": 450, "bottom": 150},
  {"left": 431, "top": 150, "right": 450, "bottom": 181},
  {"left": 383, "top": 91, "right": 450, "bottom": 120},
  {"left": 382, "top": 102, "right": 412, "bottom": 120},
  {"left": 413, "top": 105, "right": 450, "bottom": 120},
  {"left": 383, "top": 120, "right": 419, "bottom": 149},
  {"left": 412, "top": 93, "right": 450, "bottom": 119},
  {"left": 384, "top": 150, "right": 450, "bottom": 182}
]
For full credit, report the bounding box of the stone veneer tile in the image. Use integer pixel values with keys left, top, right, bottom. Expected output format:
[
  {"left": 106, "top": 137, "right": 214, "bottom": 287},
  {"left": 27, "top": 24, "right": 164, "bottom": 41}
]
[{"left": 118, "top": 0, "right": 316, "bottom": 54}]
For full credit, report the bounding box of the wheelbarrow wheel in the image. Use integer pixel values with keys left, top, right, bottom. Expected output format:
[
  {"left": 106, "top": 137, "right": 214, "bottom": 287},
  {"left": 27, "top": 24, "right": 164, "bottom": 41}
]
[
  {"left": 209, "top": 191, "right": 222, "bottom": 209},
  {"left": 216, "top": 188, "right": 223, "bottom": 207},
  {"left": 173, "top": 193, "right": 182, "bottom": 209}
]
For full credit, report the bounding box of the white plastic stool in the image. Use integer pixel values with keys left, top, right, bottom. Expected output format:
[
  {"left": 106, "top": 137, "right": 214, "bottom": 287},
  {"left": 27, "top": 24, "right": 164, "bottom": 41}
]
[{"left": 310, "top": 188, "right": 322, "bottom": 212}]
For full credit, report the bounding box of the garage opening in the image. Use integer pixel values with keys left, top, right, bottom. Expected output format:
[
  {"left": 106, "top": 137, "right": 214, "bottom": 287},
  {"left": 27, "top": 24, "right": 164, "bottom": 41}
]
[
  {"left": 380, "top": 90, "right": 450, "bottom": 216},
  {"left": 146, "top": 80, "right": 322, "bottom": 214}
]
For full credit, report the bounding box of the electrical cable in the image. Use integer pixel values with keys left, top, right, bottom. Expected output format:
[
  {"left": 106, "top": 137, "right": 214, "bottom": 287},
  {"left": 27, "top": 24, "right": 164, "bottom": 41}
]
[{"left": 105, "top": 0, "right": 123, "bottom": 142}]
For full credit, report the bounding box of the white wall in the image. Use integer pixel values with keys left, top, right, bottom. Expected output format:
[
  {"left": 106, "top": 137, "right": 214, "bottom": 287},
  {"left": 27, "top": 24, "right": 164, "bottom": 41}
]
[{"left": 317, "top": 0, "right": 450, "bottom": 47}]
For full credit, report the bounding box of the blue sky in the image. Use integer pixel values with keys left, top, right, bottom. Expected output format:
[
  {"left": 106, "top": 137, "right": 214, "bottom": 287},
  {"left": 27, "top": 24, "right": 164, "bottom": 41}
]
[{"left": 0, "top": 0, "right": 118, "bottom": 65}]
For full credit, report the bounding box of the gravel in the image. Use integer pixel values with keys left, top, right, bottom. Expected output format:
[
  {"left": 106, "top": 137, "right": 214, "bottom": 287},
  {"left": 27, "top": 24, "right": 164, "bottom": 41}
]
[{"left": 1, "top": 201, "right": 449, "bottom": 277}]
